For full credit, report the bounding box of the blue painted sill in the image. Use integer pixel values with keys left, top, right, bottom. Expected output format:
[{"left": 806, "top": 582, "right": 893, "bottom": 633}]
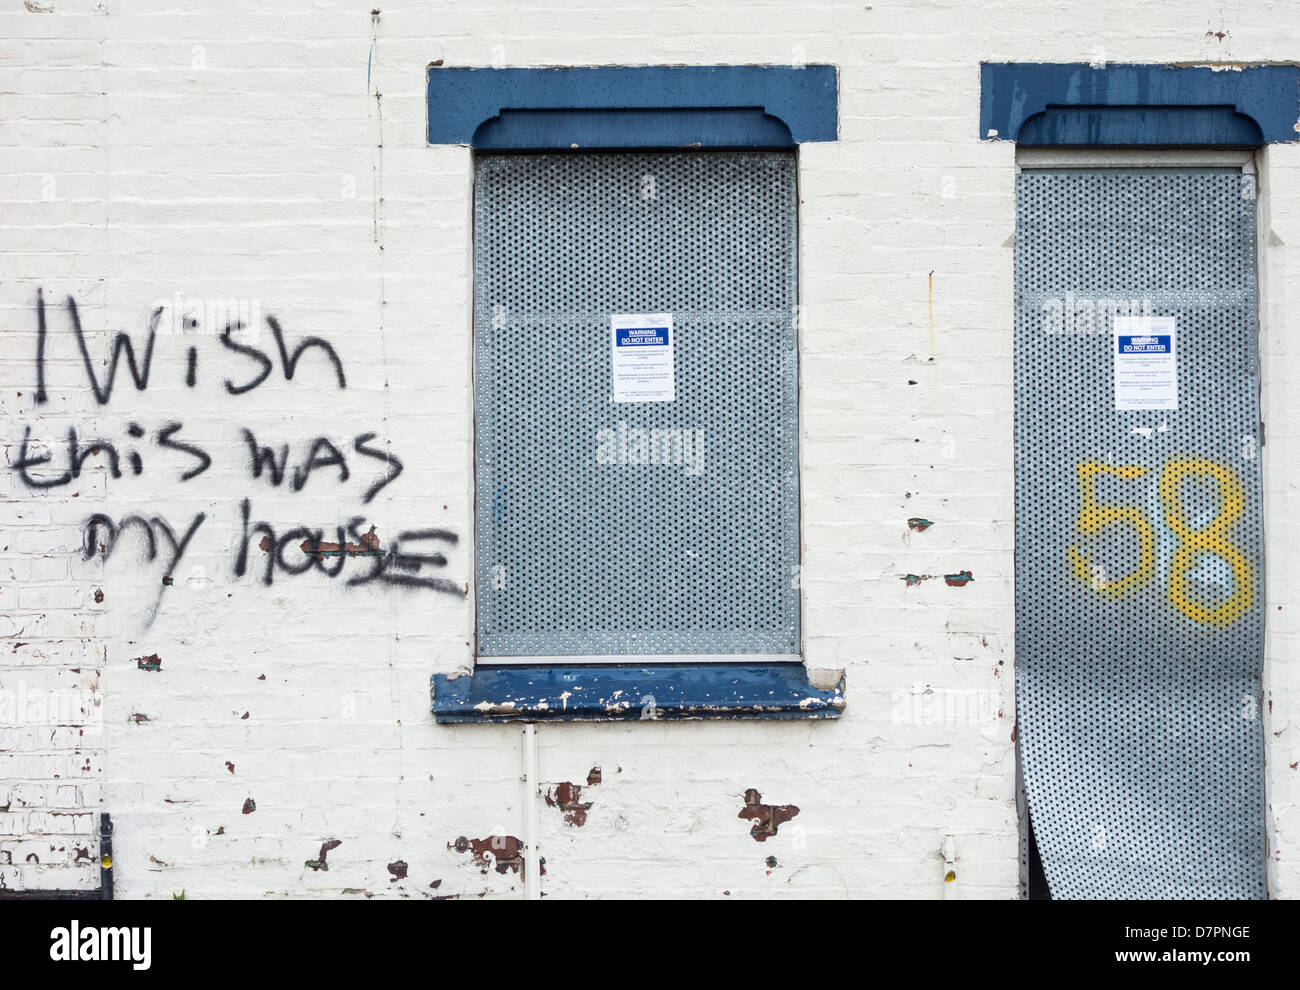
[{"left": 431, "top": 664, "right": 845, "bottom": 723}]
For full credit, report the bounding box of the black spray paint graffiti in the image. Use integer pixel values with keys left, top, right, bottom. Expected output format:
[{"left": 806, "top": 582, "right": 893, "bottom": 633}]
[
  {"left": 241, "top": 429, "right": 402, "bottom": 501},
  {"left": 235, "top": 501, "right": 461, "bottom": 595},
  {"left": 32, "top": 291, "right": 346, "bottom": 405},
  {"left": 81, "top": 513, "right": 207, "bottom": 624},
  {"left": 14, "top": 290, "right": 464, "bottom": 624},
  {"left": 14, "top": 421, "right": 211, "bottom": 488}
]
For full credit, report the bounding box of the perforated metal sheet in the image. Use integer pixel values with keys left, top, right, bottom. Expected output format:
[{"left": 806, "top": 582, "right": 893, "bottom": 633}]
[
  {"left": 1015, "top": 168, "right": 1266, "bottom": 898},
  {"left": 473, "top": 152, "right": 799, "bottom": 658}
]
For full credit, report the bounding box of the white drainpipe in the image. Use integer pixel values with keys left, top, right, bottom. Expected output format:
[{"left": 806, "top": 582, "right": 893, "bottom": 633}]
[{"left": 523, "top": 723, "right": 542, "bottom": 900}]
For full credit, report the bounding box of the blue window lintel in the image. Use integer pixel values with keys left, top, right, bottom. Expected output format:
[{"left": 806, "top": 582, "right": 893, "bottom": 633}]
[
  {"left": 427, "top": 65, "right": 839, "bottom": 149},
  {"left": 980, "top": 62, "right": 1300, "bottom": 146}
]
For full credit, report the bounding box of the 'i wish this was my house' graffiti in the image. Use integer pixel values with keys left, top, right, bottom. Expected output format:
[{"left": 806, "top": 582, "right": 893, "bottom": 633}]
[{"left": 10, "top": 290, "right": 464, "bottom": 626}]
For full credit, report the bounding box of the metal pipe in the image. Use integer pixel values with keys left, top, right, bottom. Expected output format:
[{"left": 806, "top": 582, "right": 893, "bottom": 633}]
[
  {"left": 523, "top": 723, "right": 541, "bottom": 900},
  {"left": 941, "top": 833, "right": 957, "bottom": 899},
  {"left": 99, "top": 813, "right": 114, "bottom": 900}
]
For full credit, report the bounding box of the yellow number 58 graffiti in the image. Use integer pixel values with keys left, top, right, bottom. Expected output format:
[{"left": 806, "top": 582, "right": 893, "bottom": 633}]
[{"left": 1068, "top": 458, "right": 1255, "bottom": 627}]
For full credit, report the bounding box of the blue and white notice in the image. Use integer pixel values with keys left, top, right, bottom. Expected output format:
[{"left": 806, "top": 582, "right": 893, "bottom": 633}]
[
  {"left": 1113, "top": 316, "right": 1178, "bottom": 411},
  {"left": 611, "top": 312, "right": 674, "bottom": 402}
]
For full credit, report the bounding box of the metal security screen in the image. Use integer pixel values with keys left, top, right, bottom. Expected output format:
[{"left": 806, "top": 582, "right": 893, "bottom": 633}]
[
  {"left": 1015, "top": 167, "right": 1266, "bottom": 898},
  {"left": 473, "top": 151, "right": 799, "bottom": 659}
]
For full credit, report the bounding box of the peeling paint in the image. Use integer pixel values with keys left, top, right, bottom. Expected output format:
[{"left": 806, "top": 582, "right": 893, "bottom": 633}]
[
  {"left": 242, "top": 798, "right": 256, "bottom": 814},
  {"left": 427, "top": 878, "right": 456, "bottom": 899},
  {"left": 305, "top": 838, "right": 341, "bottom": 871},
  {"left": 587, "top": 766, "right": 602, "bottom": 786},
  {"left": 907, "top": 517, "right": 934, "bottom": 532},
  {"left": 738, "top": 788, "right": 799, "bottom": 841},
  {"left": 301, "top": 524, "right": 383, "bottom": 558},
  {"left": 134, "top": 653, "right": 162, "bottom": 672},
  {"left": 545, "top": 781, "right": 594, "bottom": 826},
  {"left": 387, "top": 859, "right": 408, "bottom": 880},
  {"left": 902, "top": 571, "right": 974, "bottom": 587},
  {"left": 434, "top": 664, "right": 846, "bottom": 722},
  {"left": 451, "top": 835, "right": 538, "bottom": 875}
]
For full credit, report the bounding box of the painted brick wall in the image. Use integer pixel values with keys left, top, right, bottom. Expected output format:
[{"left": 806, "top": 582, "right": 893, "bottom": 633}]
[{"left": 0, "top": 0, "right": 1296, "bottom": 899}]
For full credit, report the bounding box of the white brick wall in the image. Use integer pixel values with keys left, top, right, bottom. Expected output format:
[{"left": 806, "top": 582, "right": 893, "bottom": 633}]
[{"left": 0, "top": 0, "right": 1296, "bottom": 898}]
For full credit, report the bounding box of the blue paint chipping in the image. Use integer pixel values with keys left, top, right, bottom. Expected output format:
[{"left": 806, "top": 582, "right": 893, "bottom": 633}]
[
  {"left": 427, "top": 65, "right": 839, "bottom": 149},
  {"left": 980, "top": 62, "right": 1300, "bottom": 146},
  {"left": 431, "top": 664, "right": 845, "bottom": 722}
]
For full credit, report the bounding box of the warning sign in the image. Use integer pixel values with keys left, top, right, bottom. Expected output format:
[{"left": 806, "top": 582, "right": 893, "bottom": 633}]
[
  {"left": 611, "top": 313, "right": 674, "bottom": 403},
  {"left": 1113, "top": 316, "right": 1178, "bottom": 410}
]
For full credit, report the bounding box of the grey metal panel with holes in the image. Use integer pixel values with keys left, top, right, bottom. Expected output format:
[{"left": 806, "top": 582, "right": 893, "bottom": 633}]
[
  {"left": 473, "top": 151, "right": 800, "bottom": 659},
  {"left": 1014, "top": 168, "right": 1266, "bottom": 898}
]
